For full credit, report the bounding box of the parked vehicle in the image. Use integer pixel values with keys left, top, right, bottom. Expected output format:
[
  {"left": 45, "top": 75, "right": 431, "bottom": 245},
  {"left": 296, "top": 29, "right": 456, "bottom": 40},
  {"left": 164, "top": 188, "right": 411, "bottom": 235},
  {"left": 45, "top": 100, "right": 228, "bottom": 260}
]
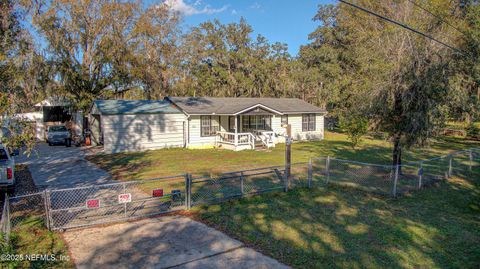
[
  {"left": 46, "top": 125, "right": 72, "bottom": 147},
  {"left": 0, "top": 144, "right": 16, "bottom": 194}
]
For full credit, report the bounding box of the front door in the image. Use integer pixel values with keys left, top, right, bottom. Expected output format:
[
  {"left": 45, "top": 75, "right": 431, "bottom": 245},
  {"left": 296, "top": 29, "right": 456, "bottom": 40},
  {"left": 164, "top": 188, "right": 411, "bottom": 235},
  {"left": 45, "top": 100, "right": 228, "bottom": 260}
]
[{"left": 228, "top": 116, "right": 235, "bottom": 132}]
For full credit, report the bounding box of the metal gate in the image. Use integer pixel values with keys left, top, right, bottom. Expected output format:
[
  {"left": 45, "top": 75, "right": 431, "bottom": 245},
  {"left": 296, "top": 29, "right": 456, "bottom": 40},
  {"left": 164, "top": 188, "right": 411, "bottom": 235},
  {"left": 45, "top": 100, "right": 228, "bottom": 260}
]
[{"left": 47, "top": 175, "right": 187, "bottom": 230}]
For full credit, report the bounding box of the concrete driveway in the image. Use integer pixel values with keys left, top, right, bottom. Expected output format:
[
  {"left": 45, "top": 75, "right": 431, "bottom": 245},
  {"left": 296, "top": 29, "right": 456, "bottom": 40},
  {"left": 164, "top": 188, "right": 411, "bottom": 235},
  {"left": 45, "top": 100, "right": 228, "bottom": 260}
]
[
  {"left": 64, "top": 216, "right": 290, "bottom": 269},
  {"left": 18, "top": 144, "right": 290, "bottom": 268},
  {"left": 16, "top": 143, "right": 112, "bottom": 189}
]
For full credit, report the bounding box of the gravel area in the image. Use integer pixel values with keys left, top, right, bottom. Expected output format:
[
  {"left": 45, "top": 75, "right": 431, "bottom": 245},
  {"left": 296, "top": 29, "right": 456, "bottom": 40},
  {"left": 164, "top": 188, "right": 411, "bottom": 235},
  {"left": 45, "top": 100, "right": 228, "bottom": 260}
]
[
  {"left": 0, "top": 164, "right": 38, "bottom": 210},
  {"left": 11, "top": 164, "right": 39, "bottom": 195}
]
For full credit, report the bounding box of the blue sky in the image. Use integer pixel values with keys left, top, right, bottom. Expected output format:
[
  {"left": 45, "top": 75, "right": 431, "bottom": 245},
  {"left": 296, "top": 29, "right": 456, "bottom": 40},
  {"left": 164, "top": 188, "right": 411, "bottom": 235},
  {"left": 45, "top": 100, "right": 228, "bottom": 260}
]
[{"left": 155, "top": 0, "right": 336, "bottom": 56}]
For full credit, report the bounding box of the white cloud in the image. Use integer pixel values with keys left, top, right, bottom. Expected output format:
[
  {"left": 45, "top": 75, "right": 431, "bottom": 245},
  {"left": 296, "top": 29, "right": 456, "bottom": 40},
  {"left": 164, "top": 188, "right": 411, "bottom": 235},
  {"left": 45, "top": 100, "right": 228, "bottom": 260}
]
[
  {"left": 231, "top": 9, "right": 238, "bottom": 15},
  {"left": 163, "top": 0, "right": 228, "bottom": 16},
  {"left": 250, "top": 2, "right": 261, "bottom": 9}
]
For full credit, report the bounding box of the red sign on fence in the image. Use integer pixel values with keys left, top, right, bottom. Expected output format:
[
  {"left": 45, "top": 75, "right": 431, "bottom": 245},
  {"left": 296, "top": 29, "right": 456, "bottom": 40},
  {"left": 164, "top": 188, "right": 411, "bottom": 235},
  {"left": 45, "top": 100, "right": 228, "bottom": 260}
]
[
  {"left": 118, "top": 193, "right": 132, "bottom": 203},
  {"left": 86, "top": 199, "right": 100, "bottom": 209},
  {"left": 152, "top": 189, "right": 164, "bottom": 197}
]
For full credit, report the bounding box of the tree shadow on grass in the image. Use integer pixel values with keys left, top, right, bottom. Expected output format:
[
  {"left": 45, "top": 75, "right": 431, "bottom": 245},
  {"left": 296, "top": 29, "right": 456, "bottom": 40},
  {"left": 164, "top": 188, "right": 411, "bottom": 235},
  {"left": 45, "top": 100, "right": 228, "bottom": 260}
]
[
  {"left": 294, "top": 140, "right": 392, "bottom": 164},
  {"left": 193, "top": 168, "right": 480, "bottom": 269},
  {"left": 86, "top": 151, "right": 153, "bottom": 181}
]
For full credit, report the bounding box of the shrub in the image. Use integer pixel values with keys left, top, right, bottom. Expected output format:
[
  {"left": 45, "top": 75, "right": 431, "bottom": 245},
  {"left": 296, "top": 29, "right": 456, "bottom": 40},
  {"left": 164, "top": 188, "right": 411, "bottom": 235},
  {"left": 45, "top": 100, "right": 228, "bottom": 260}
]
[
  {"left": 466, "top": 122, "right": 480, "bottom": 139},
  {"left": 339, "top": 114, "right": 369, "bottom": 149}
]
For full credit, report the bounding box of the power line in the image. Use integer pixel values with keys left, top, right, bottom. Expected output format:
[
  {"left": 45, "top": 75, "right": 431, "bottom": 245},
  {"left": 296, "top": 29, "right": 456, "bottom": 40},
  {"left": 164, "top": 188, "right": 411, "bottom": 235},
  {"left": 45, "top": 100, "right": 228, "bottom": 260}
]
[
  {"left": 338, "top": 0, "right": 465, "bottom": 55},
  {"left": 406, "top": 0, "right": 467, "bottom": 37}
]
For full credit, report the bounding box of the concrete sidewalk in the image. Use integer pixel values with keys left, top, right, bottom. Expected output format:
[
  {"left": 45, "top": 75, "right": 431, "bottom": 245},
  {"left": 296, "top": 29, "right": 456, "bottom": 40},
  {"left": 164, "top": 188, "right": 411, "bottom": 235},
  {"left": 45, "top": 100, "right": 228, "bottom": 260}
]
[{"left": 64, "top": 216, "right": 290, "bottom": 269}]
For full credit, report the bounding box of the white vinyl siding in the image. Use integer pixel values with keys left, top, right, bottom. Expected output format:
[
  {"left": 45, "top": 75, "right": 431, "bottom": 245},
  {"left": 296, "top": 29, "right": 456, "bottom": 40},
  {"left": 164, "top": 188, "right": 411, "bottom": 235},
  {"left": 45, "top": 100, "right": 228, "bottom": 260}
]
[
  {"left": 276, "top": 113, "right": 324, "bottom": 141},
  {"left": 188, "top": 115, "right": 219, "bottom": 147},
  {"left": 102, "top": 113, "right": 186, "bottom": 153}
]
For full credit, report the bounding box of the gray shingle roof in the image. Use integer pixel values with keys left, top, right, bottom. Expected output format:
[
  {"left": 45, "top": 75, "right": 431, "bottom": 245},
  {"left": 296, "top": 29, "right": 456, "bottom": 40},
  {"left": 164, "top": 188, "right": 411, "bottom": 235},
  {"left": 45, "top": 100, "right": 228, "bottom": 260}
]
[
  {"left": 93, "top": 100, "right": 181, "bottom": 115},
  {"left": 167, "top": 97, "right": 327, "bottom": 115}
]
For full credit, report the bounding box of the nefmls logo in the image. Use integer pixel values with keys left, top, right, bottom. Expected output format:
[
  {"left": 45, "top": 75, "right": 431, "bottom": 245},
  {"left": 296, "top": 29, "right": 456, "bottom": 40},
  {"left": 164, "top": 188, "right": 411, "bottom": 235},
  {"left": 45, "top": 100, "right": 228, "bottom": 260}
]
[{"left": 25, "top": 254, "right": 56, "bottom": 261}]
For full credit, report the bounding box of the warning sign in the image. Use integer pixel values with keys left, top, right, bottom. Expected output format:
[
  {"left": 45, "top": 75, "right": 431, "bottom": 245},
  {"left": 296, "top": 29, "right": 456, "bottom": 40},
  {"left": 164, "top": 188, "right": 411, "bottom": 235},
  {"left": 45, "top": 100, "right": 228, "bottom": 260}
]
[
  {"left": 118, "top": 193, "right": 132, "bottom": 203},
  {"left": 152, "top": 189, "right": 164, "bottom": 197},
  {"left": 86, "top": 199, "right": 100, "bottom": 209}
]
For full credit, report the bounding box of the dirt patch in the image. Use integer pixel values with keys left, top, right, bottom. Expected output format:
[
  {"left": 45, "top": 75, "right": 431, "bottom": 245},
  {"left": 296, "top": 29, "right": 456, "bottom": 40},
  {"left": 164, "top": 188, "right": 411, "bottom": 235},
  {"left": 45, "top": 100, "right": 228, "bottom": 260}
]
[
  {"left": 13, "top": 164, "right": 38, "bottom": 195},
  {"left": 0, "top": 164, "right": 38, "bottom": 208}
]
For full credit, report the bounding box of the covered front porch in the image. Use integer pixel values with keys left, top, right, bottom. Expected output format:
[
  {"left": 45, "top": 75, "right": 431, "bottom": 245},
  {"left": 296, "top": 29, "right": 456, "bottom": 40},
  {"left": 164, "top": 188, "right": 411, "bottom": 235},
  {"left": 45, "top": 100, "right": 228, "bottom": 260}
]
[{"left": 215, "top": 108, "right": 278, "bottom": 151}]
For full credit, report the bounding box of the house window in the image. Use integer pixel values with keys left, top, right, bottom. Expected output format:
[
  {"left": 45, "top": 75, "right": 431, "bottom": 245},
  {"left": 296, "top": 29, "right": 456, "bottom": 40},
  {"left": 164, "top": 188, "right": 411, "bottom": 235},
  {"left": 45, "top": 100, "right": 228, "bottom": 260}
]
[
  {"left": 302, "top": 114, "right": 316, "bottom": 131},
  {"left": 201, "top": 116, "right": 220, "bottom": 137},
  {"left": 241, "top": 115, "right": 272, "bottom": 131},
  {"left": 281, "top": 115, "right": 288, "bottom": 126}
]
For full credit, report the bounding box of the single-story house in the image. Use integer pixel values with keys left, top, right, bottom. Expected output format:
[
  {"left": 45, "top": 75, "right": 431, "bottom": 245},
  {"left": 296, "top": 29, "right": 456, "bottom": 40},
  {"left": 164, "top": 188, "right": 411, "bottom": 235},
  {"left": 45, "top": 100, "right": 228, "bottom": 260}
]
[
  {"left": 90, "top": 97, "right": 327, "bottom": 153},
  {"left": 89, "top": 100, "right": 185, "bottom": 153}
]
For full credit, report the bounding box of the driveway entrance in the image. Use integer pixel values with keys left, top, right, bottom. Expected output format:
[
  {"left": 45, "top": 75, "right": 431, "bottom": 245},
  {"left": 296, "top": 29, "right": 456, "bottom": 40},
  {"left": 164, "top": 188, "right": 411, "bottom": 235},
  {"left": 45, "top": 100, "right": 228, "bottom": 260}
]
[
  {"left": 16, "top": 143, "right": 112, "bottom": 189},
  {"left": 64, "top": 216, "right": 290, "bottom": 269}
]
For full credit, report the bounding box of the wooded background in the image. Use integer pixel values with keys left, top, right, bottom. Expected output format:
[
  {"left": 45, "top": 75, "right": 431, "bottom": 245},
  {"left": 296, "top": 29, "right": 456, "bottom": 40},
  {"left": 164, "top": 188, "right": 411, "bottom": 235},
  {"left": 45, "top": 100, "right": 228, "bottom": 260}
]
[{"left": 1, "top": 0, "right": 479, "bottom": 163}]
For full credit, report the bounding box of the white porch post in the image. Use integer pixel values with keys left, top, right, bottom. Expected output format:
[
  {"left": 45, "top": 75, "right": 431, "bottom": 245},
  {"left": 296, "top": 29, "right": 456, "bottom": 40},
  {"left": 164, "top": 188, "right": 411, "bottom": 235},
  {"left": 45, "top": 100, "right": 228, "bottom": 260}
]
[{"left": 234, "top": 116, "right": 238, "bottom": 146}]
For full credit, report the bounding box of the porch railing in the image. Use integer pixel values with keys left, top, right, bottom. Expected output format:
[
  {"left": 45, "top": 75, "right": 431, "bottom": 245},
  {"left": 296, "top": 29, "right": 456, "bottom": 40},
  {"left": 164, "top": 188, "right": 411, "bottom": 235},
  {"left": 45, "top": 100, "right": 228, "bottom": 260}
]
[
  {"left": 217, "top": 131, "right": 255, "bottom": 149},
  {"left": 258, "top": 131, "right": 275, "bottom": 148}
]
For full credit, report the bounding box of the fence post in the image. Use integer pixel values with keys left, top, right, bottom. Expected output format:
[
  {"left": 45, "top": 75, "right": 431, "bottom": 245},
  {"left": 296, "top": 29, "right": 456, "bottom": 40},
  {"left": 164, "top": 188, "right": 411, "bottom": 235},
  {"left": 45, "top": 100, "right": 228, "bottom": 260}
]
[
  {"left": 392, "top": 164, "right": 399, "bottom": 197},
  {"left": 326, "top": 156, "right": 330, "bottom": 184},
  {"left": 418, "top": 162, "right": 423, "bottom": 190},
  {"left": 448, "top": 154, "right": 453, "bottom": 178},
  {"left": 43, "top": 189, "right": 50, "bottom": 230},
  {"left": 469, "top": 150, "right": 473, "bottom": 171},
  {"left": 240, "top": 172, "right": 245, "bottom": 195},
  {"left": 6, "top": 194, "right": 10, "bottom": 242},
  {"left": 283, "top": 165, "right": 289, "bottom": 192},
  {"left": 307, "top": 159, "right": 313, "bottom": 188},
  {"left": 1, "top": 194, "right": 10, "bottom": 242},
  {"left": 185, "top": 174, "right": 192, "bottom": 210},
  {"left": 123, "top": 183, "right": 127, "bottom": 218}
]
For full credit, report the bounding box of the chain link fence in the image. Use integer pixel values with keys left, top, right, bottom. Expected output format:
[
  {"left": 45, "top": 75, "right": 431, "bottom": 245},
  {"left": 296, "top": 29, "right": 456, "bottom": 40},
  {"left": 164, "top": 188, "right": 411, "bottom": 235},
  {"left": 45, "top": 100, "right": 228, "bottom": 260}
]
[
  {"left": 0, "top": 147, "right": 478, "bottom": 238},
  {"left": 48, "top": 175, "right": 186, "bottom": 230},
  {"left": 312, "top": 157, "right": 394, "bottom": 195},
  {"left": 0, "top": 192, "right": 48, "bottom": 246},
  {"left": 190, "top": 163, "right": 309, "bottom": 206},
  {"left": 0, "top": 195, "right": 11, "bottom": 243},
  {"left": 311, "top": 147, "right": 480, "bottom": 196}
]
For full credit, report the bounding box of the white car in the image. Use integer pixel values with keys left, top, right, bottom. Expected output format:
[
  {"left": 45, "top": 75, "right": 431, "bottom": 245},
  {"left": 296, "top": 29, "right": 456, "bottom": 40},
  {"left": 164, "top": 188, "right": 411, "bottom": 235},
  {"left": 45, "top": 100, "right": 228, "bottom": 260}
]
[
  {"left": 0, "top": 144, "right": 15, "bottom": 194},
  {"left": 46, "top": 125, "right": 72, "bottom": 147}
]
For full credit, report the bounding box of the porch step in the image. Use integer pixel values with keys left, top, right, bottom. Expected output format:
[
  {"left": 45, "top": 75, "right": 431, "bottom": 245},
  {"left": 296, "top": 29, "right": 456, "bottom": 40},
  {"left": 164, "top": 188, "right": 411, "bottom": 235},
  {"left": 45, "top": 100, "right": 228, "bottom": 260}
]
[{"left": 254, "top": 142, "right": 266, "bottom": 149}]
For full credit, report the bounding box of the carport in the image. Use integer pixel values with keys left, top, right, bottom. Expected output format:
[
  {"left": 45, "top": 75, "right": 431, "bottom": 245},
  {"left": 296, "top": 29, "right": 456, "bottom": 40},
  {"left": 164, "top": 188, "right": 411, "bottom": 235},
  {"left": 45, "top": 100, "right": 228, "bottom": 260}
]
[{"left": 16, "top": 97, "right": 83, "bottom": 140}]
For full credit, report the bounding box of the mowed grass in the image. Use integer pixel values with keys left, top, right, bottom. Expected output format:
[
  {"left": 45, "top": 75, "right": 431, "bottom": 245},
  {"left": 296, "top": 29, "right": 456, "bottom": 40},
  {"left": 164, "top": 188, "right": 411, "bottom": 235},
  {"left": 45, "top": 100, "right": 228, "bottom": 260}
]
[
  {"left": 191, "top": 169, "right": 480, "bottom": 269},
  {"left": 87, "top": 131, "right": 480, "bottom": 181},
  {"left": 86, "top": 131, "right": 480, "bottom": 268},
  {"left": 0, "top": 167, "right": 74, "bottom": 269},
  {"left": 1, "top": 216, "right": 75, "bottom": 269}
]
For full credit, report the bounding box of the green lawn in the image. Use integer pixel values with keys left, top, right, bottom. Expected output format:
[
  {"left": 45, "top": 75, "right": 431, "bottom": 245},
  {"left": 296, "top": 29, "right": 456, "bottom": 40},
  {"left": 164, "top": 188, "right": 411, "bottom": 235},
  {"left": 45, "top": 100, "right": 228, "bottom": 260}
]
[
  {"left": 447, "top": 121, "right": 480, "bottom": 130},
  {"left": 0, "top": 166, "right": 75, "bottom": 269},
  {"left": 86, "top": 132, "right": 480, "bottom": 268},
  {"left": 88, "top": 131, "right": 480, "bottom": 181},
  {"left": 192, "top": 169, "right": 480, "bottom": 269},
  {"left": 0, "top": 216, "right": 75, "bottom": 269}
]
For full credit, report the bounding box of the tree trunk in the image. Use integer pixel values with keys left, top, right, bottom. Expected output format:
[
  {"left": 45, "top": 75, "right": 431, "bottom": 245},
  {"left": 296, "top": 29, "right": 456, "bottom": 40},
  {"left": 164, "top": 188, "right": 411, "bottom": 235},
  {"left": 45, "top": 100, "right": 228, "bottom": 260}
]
[{"left": 392, "top": 133, "right": 402, "bottom": 173}]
